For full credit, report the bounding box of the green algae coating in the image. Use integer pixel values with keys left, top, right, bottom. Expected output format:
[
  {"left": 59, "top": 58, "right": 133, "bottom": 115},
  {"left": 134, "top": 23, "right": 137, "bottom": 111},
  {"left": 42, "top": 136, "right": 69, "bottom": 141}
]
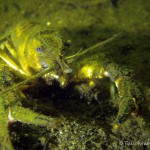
[{"left": 0, "top": 96, "right": 14, "bottom": 150}]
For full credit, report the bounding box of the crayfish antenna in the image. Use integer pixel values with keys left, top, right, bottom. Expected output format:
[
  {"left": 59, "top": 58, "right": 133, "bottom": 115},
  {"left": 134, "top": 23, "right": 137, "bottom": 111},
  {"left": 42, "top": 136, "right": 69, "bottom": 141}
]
[{"left": 65, "top": 31, "right": 124, "bottom": 64}]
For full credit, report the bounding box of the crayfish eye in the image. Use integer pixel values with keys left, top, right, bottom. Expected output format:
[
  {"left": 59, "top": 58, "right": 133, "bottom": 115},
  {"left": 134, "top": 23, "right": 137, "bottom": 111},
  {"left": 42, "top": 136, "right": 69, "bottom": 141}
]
[{"left": 36, "top": 47, "right": 43, "bottom": 52}]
